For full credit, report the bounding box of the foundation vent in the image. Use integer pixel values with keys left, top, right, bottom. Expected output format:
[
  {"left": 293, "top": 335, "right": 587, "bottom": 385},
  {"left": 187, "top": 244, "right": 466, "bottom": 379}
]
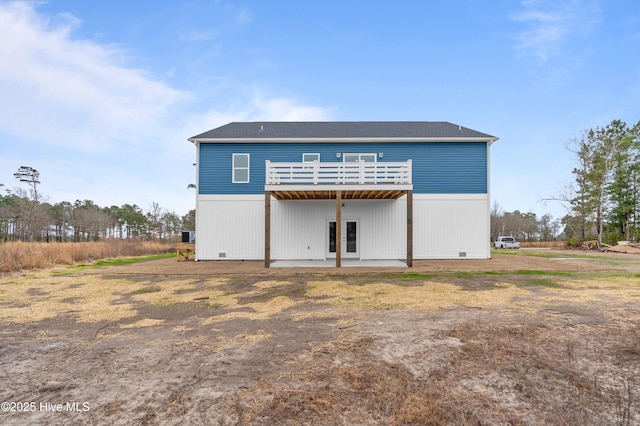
[
  {"left": 218, "top": 252, "right": 227, "bottom": 258},
  {"left": 459, "top": 252, "right": 467, "bottom": 258}
]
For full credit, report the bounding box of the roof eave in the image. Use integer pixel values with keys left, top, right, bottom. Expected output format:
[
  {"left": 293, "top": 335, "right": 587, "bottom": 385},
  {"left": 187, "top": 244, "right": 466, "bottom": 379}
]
[{"left": 188, "top": 136, "right": 497, "bottom": 143}]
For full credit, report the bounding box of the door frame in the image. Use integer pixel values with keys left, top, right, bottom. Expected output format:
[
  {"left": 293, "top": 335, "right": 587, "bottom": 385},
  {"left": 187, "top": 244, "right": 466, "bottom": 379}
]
[{"left": 326, "top": 218, "right": 360, "bottom": 259}]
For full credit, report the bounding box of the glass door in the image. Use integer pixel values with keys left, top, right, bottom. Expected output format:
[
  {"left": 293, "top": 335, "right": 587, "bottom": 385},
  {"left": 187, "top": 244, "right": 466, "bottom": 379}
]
[{"left": 327, "top": 220, "right": 359, "bottom": 258}]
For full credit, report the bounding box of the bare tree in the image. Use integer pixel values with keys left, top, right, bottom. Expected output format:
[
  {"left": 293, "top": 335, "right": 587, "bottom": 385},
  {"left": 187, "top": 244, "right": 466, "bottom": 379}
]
[
  {"left": 146, "top": 202, "right": 165, "bottom": 241},
  {"left": 490, "top": 200, "right": 505, "bottom": 240}
]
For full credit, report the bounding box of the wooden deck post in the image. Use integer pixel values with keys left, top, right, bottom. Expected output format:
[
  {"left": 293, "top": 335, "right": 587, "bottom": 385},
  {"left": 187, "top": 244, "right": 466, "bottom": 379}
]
[
  {"left": 265, "top": 191, "right": 271, "bottom": 268},
  {"left": 406, "top": 190, "right": 413, "bottom": 267},
  {"left": 336, "top": 190, "right": 342, "bottom": 268}
]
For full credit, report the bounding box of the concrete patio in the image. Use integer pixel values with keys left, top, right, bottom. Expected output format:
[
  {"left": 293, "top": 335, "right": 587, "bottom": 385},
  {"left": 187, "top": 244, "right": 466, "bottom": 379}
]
[{"left": 270, "top": 259, "right": 408, "bottom": 268}]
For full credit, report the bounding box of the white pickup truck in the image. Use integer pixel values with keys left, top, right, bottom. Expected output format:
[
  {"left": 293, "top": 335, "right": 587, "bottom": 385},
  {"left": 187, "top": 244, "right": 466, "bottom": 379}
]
[{"left": 494, "top": 236, "right": 520, "bottom": 249}]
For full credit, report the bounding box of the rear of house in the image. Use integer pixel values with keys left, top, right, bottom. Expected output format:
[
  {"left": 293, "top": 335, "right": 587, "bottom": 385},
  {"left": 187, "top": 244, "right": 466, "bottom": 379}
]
[{"left": 188, "top": 121, "right": 498, "bottom": 266}]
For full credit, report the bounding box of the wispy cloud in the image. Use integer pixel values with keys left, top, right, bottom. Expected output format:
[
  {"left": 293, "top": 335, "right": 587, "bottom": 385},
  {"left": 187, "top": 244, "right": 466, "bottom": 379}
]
[
  {"left": 0, "top": 1, "right": 330, "bottom": 212},
  {"left": 185, "top": 91, "right": 332, "bottom": 138},
  {"left": 0, "top": 1, "right": 329, "bottom": 153},
  {"left": 0, "top": 1, "right": 191, "bottom": 153},
  {"left": 511, "top": 0, "right": 601, "bottom": 61},
  {"left": 179, "top": 30, "right": 220, "bottom": 42}
]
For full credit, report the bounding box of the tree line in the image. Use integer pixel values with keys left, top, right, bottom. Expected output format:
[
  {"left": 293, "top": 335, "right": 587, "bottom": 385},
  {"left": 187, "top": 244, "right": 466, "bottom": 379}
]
[
  {"left": 1, "top": 166, "right": 195, "bottom": 242},
  {"left": 490, "top": 118, "right": 640, "bottom": 246},
  {"left": 490, "top": 203, "right": 562, "bottom": 243},
  {"left": 552, "top": 119, "right": 640, "bottom": 246}
]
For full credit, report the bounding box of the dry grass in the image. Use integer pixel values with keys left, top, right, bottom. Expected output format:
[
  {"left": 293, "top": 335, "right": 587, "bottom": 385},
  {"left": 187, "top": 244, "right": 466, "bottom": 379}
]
[
  {"left": 0, "top": 276, "right": 302, "bottom": 324},
  {"left": 3, "top": 269, "right": 639, "bottom": 326},
  {"left": 305, "top": 279, "right": 531, "bottom": 310},
  {"left": 224, "top": 275, "right": 640, "bottom": 425},
  {"left": 0, "top": 275, "right": 227, "bottom": 323},
  {"left": 234, "top": 334, "right": 500, "bottom": 425},
  {"left": 520, "top": 240, "right": 569, "bottom": 248},
  {"left": 0, "top": 274, "right": 140, "bottom": 323},
  {"left": 234, "top": 315, "right": 640, "bottom": 425},
  {"left": 0, "top": 239, "right": 173, "bottom": 272},
  {"left": 2, "top": 255, "right": 640, "bottom": 424},
  {"left": 444, "top": 316, "right": 640, "bottom": 425}
]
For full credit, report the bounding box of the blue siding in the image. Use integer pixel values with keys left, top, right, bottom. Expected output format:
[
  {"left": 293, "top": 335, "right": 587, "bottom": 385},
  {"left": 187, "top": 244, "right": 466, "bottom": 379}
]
[{"left": 198, "top": 142, "right": 487, "bottom": 194}]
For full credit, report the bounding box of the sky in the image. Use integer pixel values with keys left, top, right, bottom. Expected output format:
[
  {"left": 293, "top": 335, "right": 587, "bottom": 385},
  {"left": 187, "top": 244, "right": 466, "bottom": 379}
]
[{"left": 0, "top": 0, "right": 639, "bottom": 221}]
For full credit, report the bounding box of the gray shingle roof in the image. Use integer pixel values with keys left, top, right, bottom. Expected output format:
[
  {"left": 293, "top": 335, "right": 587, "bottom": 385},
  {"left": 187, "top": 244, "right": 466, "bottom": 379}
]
[{"left": 189, "top": 121, "right": 497, "bottom": 141}]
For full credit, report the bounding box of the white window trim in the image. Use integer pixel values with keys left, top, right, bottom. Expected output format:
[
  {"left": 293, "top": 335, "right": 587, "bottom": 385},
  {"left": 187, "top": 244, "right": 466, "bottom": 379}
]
[
  {"left": 342, "top": 153, "right": 377, "bottom": 162},
  {"left": 232, "top": 153, "right": 250, "bottom": 183},
  {"left": 302, "top": 153, "right": 320, "bottom": 162}
]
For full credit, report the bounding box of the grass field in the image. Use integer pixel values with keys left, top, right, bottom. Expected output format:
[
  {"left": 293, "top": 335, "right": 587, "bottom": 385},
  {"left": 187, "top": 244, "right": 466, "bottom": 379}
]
[{"left": 1, "top": 250, "right": 639, "bottom": 425}]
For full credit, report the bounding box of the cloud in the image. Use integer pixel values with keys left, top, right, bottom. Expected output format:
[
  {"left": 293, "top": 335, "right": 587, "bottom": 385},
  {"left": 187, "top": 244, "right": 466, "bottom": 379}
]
[
  {"left": 248, "top": 94, "right": 333, "bottom": 122},
  {"left": 179, "top": 30, "right": 218, "bottom": 42},
  {"left": 0, "top": 1, "right": 331, "bottom": 152},
  {"left": 185, "top": 90, "right": 333, "bottom": 137},
  {"left": 0, "top": 1, "right": 188, "bottom": 153},
  {"left": 511, "top": 0, "right": 601, "bottom": 61},
  {"left": 0, "top": 1, "right": 331, "bottom": 214}
]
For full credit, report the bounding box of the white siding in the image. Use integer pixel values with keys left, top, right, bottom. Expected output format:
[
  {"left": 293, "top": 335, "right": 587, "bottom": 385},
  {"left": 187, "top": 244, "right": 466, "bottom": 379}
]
[
  {"left": 196, "top": 195, "right": 264, "bottom": 260},
  {"left": 271, "top": 199, "right": 406, "bottom": 260},
  {"left": 347, "top": 199, "right": 406, "bottom": 260},
  {"left": 196, "top": 193, "right": 489, "bottom": 261},
  {"left": 271, "top": 200, "right": 332, "bottom": 259},
  {"left": 413, "top": 194, "right": 490, "bottom": 259}
]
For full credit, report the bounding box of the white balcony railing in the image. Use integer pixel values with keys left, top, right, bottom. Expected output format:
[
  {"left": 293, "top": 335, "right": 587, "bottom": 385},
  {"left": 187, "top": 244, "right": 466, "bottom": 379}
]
[{"left": 265, "top": 160, "right": 412, "bottom": 185}]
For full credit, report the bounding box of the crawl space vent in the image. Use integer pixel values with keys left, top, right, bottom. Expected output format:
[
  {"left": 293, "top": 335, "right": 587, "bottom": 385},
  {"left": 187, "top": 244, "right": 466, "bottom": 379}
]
[
  {"left": 458, "top": 252, "right": 467, "bottom": 258},
  {"left": 218, "top": 252, "right": 227, "bottom": 258}
]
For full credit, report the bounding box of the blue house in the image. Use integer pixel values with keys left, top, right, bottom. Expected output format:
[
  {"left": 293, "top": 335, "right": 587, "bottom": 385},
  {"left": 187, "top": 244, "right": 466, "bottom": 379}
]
[{"left": 188, "top": 121, "right": 498, "bottom": 267}]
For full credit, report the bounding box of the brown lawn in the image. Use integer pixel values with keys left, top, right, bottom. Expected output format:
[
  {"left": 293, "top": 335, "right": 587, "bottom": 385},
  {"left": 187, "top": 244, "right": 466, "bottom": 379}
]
[{"left": 1, "top": 249, "right": 639, "bottom": 425}]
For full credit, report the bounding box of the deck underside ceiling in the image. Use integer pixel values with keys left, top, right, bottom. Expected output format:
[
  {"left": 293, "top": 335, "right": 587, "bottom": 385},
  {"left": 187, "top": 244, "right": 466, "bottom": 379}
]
[{"left": 269, "top": 189, "right": 409, "bottom": 200}]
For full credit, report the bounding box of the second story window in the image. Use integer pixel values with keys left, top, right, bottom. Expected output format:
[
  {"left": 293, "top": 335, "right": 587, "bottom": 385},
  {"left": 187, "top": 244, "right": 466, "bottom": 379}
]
[
  {"left": 302, "top": 153, "right": 320, "bottom": 162},
  {"left": 343, "top": 153, "right": 376, "bottom": 162},
  {"left": 232, "top": 153, "right": 250, "bottom": 183}
]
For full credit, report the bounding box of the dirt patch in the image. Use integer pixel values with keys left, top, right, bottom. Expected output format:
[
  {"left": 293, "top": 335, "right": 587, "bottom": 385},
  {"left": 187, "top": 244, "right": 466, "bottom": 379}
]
[
  {"left": 1, "top": 250, "right": 640, "bottom": 425},
  {"left": 64, "top": 248, "right": 634, "bottom": 276}
]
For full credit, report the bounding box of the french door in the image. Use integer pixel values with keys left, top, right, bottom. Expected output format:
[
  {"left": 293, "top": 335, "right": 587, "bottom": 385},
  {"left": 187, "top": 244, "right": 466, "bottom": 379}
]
[{"left": 327, "top": 220, "right": 359, "bottom": 258}]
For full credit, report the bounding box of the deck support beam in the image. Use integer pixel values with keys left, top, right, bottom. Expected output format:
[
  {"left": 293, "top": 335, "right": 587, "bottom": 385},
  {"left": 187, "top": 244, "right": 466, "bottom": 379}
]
[
  {"left": 336, "top": 190, "right": 342, "bottom": 268},
  {"left": 406, "top": 190, "right": 413, "bottom": 267},
  {"left": 265, "top": 191, "right": 271, "bottom": 268}
]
